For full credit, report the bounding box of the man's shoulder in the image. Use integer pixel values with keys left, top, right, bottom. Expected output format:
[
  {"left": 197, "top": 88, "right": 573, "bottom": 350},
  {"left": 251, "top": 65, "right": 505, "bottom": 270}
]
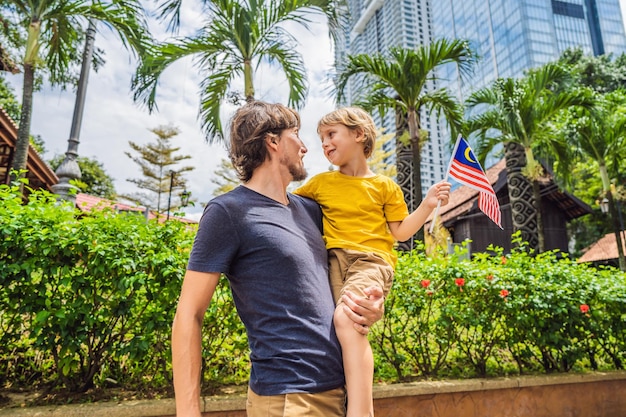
[
  {"left": 289, "top": 193, "right": 318, "bottom": 209},
  {"left": 209, "top": 186, "right": 245, "bottom": 203}
]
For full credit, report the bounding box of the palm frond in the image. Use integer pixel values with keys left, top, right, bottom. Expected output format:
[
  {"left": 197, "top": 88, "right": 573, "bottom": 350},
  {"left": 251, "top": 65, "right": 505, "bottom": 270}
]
[
  {"left": 132, "top": 37, "right": 211, "bottom": 111},
  {"left": 198, "top": 65, "right": 239, "bottom": 144}
]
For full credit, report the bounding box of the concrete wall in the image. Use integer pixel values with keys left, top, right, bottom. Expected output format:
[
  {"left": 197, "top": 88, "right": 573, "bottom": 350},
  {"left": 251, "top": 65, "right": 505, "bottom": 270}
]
[{"left": 1, "top": 372, "right": 625, "bottom": 417}]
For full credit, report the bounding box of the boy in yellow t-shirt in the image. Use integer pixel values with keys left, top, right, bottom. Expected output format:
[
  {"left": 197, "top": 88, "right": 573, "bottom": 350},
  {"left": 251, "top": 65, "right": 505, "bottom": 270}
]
[{"left": 295, "top": 107, "right": 450, "bottom": 417}]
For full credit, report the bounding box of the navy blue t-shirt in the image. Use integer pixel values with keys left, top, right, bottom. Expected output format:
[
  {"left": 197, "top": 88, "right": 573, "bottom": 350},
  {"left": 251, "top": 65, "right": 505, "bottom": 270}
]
[{"left": 187, "top": 186, "right": 344, "bottom": 395}]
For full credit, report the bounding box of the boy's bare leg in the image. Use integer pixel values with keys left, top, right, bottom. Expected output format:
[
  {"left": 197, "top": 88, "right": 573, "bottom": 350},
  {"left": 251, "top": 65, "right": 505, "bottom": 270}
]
[{"left": 334, "top": 303, "right": 374, "bottom": 417}]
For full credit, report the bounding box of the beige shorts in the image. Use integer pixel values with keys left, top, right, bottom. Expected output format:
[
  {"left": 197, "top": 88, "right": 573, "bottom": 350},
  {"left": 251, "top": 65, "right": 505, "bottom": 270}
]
[
  {"left": 328, "top": 248, "right": 394, "bottom": 305},
  {"left": 246, "top": 386, "right": 346, "bottom": 417}
]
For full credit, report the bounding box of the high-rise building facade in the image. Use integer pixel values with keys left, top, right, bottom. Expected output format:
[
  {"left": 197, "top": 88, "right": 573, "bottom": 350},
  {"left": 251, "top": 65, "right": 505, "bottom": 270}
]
[
  {"left": 335, "top": 0, "right": 449, "bottom": 198},
  {"left": 335, "top": 0, "right": 626, "bottom": 193},
  {"left": 433, "top": 0, "right": 626, "bottom": 103}
]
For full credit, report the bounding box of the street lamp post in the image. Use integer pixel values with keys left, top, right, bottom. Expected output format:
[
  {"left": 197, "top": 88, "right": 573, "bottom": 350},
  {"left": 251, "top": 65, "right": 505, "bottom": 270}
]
[
  {"left": 166, "top": 171, "right": 191, "bottom": 221},
  {"left": 609, "top": 184, "right": 626, "bottom": 257},
  {"left": 51, "top": 19, "right": 97, "bottom": 202},
  {"left": 166, "top": 170, "right": 174, "bottom": 221},
  {"left": 599, "top": 193, "right": 626, "bottom": 271},
  {"left": 600, "top": 197, "right": 609, "bottom": 214},
  {"left": 180, "top": 189, "right": 191, "bottom": 207}
]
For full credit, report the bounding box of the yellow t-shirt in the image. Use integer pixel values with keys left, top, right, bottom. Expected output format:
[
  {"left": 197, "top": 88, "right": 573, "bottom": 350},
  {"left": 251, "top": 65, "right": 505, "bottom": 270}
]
[{"left": 294, "top": 171, "right": 409, "bottom": 266}]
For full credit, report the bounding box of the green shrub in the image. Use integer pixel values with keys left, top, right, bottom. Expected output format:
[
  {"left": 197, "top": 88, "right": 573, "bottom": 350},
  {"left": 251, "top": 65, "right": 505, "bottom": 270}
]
[
  {"left": 1, "top": 183, "right": 625, "bottom": 397},
  {"left": 0, "top": 183, "right": 248, "bottom": 393}
]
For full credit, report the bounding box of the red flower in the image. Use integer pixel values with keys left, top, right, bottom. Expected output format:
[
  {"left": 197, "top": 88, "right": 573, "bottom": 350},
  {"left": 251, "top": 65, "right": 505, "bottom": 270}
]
[
  {"left": 486, "top": 274, "right": 494, "bottom": 281},
  {"left": 499, "top": 289, "right": 510, "bottom": 298},
  {"left": 501, "top": 256, "right": 507, "bottom": 265},
  {"left": 426, "top": 290, "right": 434, "bottom": 297},
  {"left": 580, "top": 304, "right": 590, "bottom": 314},
  {"left": 421, "top": 279, "right": 431, "bottom": 288},
  {"left": 455, "top": 278, "right": 465, "bottom": 287}
]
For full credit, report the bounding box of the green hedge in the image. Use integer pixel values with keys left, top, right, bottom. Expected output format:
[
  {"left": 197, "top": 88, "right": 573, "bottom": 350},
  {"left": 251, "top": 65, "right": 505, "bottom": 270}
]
[
  {"left": 1, "top": 184, "right": 624, "bottom": 396},
  {"left": 372, "top": 239, "right": 626, "bottom": 380}
]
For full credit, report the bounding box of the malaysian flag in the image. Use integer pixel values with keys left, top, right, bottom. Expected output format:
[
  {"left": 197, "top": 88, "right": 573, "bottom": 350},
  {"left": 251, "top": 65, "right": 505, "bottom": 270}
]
[{"left": 447, "top": 136, "right": 502, "bottom": 229}]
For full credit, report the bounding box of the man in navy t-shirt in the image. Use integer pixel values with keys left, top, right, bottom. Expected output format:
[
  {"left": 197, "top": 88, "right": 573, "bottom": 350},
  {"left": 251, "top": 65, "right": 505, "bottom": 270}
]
[{"left": 172, "top": 101, "right": 385, "bottom": 417}]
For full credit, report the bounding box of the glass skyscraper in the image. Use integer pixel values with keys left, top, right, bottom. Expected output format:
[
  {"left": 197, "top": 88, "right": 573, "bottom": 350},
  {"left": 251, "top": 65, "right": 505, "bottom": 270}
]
[
  {"left": 336, "top": 0, "right": 626, "bottom": 188},
  {"left": 335, "top": 0, "right": 449, "bottom": 197},
  {"left": 433, "top": 0, "right": 626, "bottom": 102}
]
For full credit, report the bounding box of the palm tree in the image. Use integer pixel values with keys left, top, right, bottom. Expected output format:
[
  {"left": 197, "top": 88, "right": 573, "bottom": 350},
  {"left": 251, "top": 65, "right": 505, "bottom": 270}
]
[
  {"left": 1, "top": 0, "right": 150, "bottom": 183},
  {"left": 334, "top": 38, "right": 475, "bottom": 242},
  {"left": 562, "top": 90, "right": 626, "bottom": 270},
  {"left": 466, "top": 63, "right": 593, "bottom": 252},
  {"left": 132, "top": 0, "right": 343, "bottom": 143}
]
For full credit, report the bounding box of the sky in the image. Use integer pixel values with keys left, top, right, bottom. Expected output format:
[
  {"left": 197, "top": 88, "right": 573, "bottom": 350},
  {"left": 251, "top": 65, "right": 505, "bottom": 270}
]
[
  {"left": 4, "top": 1, "right": 337, "bottom": 220},
  {"left": 5, "top": 1, "right": 626, "bottom": 220}
]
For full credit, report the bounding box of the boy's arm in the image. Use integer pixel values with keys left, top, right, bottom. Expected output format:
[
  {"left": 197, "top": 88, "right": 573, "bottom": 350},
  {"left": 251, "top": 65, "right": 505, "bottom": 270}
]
[
  {"left": 172, "top": 270, "right": 220, "bottom": 417},
  {"left": 387, "top": 181, "right": 451, "bottom": 242}
]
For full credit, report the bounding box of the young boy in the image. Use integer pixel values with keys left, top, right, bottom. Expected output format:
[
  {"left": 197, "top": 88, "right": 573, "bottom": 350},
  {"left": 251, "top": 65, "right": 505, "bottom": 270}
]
[{"left": 294, "top": 107, "right": 450, "bottom": 417}]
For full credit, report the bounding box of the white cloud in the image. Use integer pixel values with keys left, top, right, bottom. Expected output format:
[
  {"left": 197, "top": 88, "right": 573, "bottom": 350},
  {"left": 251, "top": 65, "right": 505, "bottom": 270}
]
[{"left": 5, "top": 1, "right": 337, "bottom": 218}]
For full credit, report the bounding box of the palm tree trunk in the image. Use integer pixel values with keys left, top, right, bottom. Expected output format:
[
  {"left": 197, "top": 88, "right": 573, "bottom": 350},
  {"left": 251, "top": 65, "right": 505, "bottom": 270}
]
[
  {"left": 395, "top": 106, "right": 413, "bottom": 251},
  {"left": 10, "top": 62, "right": 35, "bottom": 187},
  {"left": 504, "top": 142, "right": 539, "bottom": 251},
  {"left": 606, "top": 190, "right": 626, "bottom": 271},
  {"left": 244, "top": 60, "right": 254, "bottom": 102},
  {"left": 407, "top": 108, "right": 424, "bottom": 243},
  {"left": 600, "top": 164, "right": 626, "bottom": 270},
  {"left": 531, "top": 179, "right": 546, "bottom": 253}
]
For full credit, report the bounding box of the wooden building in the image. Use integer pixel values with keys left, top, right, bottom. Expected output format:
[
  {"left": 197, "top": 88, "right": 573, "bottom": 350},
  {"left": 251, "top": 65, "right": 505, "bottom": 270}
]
[
  {"left": 425, "top": 159, "right": 592, "bottom": 256},
  {"left": 0, "top": 107, "right": 58, "bottom": 192}
]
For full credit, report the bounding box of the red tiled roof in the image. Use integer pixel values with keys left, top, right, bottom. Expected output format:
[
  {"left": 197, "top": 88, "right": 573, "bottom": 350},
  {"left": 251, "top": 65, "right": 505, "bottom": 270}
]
[
  {"left": 578, "top": 231, "right": 626, "bottom": 263},
  {"left": 75, "top": 193, "right": 197, "bottom": 224}
]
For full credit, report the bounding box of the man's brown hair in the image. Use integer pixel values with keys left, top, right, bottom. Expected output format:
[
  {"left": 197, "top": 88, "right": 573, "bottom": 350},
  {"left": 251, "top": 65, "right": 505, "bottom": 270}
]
[{"left": 229, "top": 101, "right": 300, "bottom": 182}]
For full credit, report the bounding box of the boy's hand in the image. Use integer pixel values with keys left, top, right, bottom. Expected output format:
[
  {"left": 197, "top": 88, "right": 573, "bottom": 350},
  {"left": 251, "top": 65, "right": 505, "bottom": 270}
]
[{"left": 427, "top": 181, "right": 451, "bottom": 208}]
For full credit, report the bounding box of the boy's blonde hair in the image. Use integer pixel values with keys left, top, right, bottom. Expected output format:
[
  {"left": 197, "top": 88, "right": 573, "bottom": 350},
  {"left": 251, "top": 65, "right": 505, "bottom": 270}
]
[{"left": 317, "top": 107, "right": 377, "bottom": 158}]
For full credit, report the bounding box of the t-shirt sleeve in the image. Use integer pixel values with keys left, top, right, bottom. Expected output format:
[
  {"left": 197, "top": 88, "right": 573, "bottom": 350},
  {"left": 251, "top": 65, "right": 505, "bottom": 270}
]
[
  {"left": 293, "top": 178, "right": 316, "bottom": 200},
  {"left": 187, "top": 202, "right": 240, "bottom": 273},
  {"left": 384, "top": 180, "right": 410, "bottom": 222}
]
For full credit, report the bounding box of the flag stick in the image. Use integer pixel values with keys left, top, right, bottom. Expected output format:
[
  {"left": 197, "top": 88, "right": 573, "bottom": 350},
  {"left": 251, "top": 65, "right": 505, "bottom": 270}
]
[{"left": 428, "top": 134, "right": 462, "bottom": 234}]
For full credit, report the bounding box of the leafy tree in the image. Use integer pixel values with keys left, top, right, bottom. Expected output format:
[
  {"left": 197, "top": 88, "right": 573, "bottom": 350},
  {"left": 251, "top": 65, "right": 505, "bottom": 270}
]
[
  {"left": 466, "top": 63, "right": 592, "bottom": 253},
  {"left": 48, "top": 154, "right": 116, "bottom": 199},
  {"left": 369, "top": 132, "right": 396, "bottom": 178},
  {"left": 565, "top": 160, "right": 610, "bottom": 256},
  {"left": 334, "top": 38, "right": 475, "bottom": 241},
  {"left": 558, "top": 48, "right": 626, "bottom": 94},
  {"left": 0, "top": 75, "right": 20, "bottom": 121},
  {"left": 210, "top": 157, "right": 239, "bottom": 198},
  {"left": 559, "top": 90, "right": 626, "bottom": 270},
  {"left": 124, "top": 124, "right": 194, "bottom": 212},
  {"left": 133, "top": 0, "right": 343, "bottom": 143},
  {"left": 0, "top": 0, "right": 151, "bottom": 183},
  {"left": 557, "top": 48, "right": 626, "bottom": 185},
  {"left": 0, "top": 76, "right": 46, "bottom": 156}
]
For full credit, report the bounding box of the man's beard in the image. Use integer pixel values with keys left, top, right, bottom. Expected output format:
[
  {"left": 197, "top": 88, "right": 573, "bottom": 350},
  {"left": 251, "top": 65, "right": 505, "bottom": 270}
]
[
  {"left": 282, "top": 156, "right": 308, "bottom": 182},
  {"left": 289, "top": 163, "right": 308, "bottom": 182}
]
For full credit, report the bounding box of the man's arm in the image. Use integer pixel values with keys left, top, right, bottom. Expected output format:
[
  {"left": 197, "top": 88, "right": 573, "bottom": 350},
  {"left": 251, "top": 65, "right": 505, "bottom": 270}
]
[
  {"left": 172, "top": 270, "right": 220, "bottom": 417},
  {"left": 341, "top": 286, "right": 385, "bottom": 335}
]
